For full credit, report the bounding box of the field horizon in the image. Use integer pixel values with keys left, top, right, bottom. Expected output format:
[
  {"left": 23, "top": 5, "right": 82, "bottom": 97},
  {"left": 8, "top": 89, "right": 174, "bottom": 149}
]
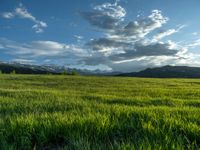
[
  {"left": 0, "top": 74, "right": 200, "bottom": 149},
  {"left": 1, "top": 1, "right": 200, "bottom": 149}
]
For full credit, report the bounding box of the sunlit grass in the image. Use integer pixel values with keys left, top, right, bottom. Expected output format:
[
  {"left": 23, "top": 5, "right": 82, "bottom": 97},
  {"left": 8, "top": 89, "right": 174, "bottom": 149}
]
[{"left": 0, "top": 74, "right": 200, "bottom": 149}]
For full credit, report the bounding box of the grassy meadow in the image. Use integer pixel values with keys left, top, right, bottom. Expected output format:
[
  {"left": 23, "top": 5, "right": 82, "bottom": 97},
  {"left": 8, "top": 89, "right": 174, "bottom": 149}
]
[{"left": 0, "top": 74, "right": 200, "bottom": 149}]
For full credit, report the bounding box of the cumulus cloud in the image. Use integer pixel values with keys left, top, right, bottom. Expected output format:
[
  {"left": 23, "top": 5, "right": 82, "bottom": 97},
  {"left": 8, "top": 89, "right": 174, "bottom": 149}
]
[
  {"left": 115, "top": 10, "right": 169, "bottom": 40},
  {"left": 1, "top": 3, "right": 47, "bottom": 33},
  {"left": 81, "top": 2, "right": 126, "bottom": 30},
  {"left": 79, "top": 1, "right": 198, "bottom": 72},
  {"left": 94, "top": 2, "right": 126, "bottom": 20},
  {"left": 83, "top": 7, "right": 170, "bottom": 45}
]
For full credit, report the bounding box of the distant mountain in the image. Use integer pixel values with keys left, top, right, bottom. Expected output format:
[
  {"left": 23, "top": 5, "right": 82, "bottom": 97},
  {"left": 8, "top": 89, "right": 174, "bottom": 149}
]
[
  {"left": 0, "top": 62, "right": 115, "bottom": 75},
  {"left": 0, "top": 62, "right": 58, "bottom": 74},
  {"left": 1, "top": 62, "right": 200, "bottom": 78},
  {"left": 117, "top": 66, "right": 200, "bottom": 78}
]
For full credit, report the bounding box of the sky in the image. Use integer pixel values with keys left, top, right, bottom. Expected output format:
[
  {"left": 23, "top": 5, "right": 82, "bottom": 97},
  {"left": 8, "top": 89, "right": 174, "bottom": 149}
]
[{"left": 0, "top": 0, "right": 200, "bottom": 72}]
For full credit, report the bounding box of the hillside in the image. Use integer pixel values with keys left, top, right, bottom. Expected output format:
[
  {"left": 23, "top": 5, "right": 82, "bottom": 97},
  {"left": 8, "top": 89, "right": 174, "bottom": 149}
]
[{"left": 118, "top": 66, "right": 200, "bottom": 78}]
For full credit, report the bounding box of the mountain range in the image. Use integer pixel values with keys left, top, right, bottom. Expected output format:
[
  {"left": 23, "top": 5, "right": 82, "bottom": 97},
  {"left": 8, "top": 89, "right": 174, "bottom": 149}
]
[
  {"left": 0, "top": 62, "right": 116, "bottom": 75},
  {"left": 117, "top": 65, "right": 200, "bottom": 78},
  {"left": 0, "top": 62, "right": 200, "bottom": 78}
]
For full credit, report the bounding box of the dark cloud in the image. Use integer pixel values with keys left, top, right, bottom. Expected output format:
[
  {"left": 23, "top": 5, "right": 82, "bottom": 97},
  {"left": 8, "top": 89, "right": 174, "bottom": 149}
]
[
  {"left": 110, "top": 42, "right": 179, "bottom": 61},
  {"left": 84, "top": 38, "right": 180, "bottom": 65}
]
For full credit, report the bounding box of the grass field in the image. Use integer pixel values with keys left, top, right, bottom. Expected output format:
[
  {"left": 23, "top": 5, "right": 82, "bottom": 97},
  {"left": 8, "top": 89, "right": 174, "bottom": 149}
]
[{"left": 0, "top": 74, "right": 200, "bottom": 150}]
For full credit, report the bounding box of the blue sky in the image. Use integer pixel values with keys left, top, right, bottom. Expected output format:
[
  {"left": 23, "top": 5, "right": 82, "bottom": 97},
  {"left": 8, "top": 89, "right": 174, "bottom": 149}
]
[{"left": 0, "top": 0, "right": 200, "bottom": 72}]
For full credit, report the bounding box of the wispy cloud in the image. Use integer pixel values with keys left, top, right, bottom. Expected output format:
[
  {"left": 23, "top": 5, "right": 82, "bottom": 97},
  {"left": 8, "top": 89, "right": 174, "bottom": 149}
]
[
  {"left": 187, "top": 39, "right": 200, "bottom": 48},
  {"left": 153, "top": 25, "right": 185, "bottom": 41},
  {"left": 1, "top": 12, "right": 15, "bottom": 19},
  {"left": 11, "top": 58, "right": 36, "bottom": 64},
  {"left": 192, "top": 32, "right": 198, "bottom": 36},
  {"left": 1, "top": 3, "right": 47, "bottom": 33},
  {"left": 74, "top": 35, "right": 84, "bottom": 42},
  {"left": 0, "top": 38, "right": 88, "bottom": 66}
]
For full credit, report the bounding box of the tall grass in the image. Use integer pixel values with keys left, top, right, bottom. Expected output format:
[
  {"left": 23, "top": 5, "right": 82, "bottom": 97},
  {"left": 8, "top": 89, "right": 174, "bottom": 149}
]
[{"left": 0, "top": 75, "right": 200, "bottom": 149}]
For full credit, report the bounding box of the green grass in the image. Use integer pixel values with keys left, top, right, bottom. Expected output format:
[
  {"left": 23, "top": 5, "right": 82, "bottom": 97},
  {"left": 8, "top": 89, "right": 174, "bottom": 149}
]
[{"left": 0, "top": 74, "right": 200, "bottom": 150}]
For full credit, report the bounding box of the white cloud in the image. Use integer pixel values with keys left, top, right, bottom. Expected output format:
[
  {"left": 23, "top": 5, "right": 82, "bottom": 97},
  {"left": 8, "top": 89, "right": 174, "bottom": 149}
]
[
  {"left": 187, "top": 39, "right": 200, "bottom": 48},
  {"left": 81, "top": 2, "right": 200, "bottom": 72},
  {"left": 94, "top": 2, "right": 126, "bottom": 20},
  {"left": 74, "top": 35, "right": 83, "bottom": 39},
  {"left": 149, "top": 10, "right": 169, "bottom": 27},
  {"left": 32, "top": 21, "right": 47, "bottom": 33},
  {"left": 0, "top": 38, "right": 87, "bottom": 57},
  {"left": 1, "top": 12, "right": 15, "bottom": 19},
  {"left": 32, "top": 26, "right": 43, "bottom": 33},
  {"left": 1, "top": 4, "right": 47, "bottom": 33},
  {"left": 109, "top": 53, "right": 200, "bottom": 72},
  {"left": 153, "top": 25, "right": 185, "bottom": 41},
  {"left": 74, "top": 35, "right": 84, "bottom": 42},
  {"left": 110, "top": 9, "right": 169, "bottom": 41},
  {"left": 81, "top": 1, "right": 126, "bottom": 30},
  {"left": 192, "top": 32, "right": 198, "bottom": 36},
  {"left": 12, "top": 58, "right": 35, "bottom": 64},
  {"left": 154, "top": 29, "right": 177, "bottom": 41},
  {"left": 15, "top": 7, "right": 36, "bottom": 21}
]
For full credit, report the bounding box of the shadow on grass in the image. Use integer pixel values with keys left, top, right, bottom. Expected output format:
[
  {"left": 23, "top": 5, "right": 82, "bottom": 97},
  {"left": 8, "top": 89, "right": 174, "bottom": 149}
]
[
  {"left": 83, "top": 95, "right": 200, "bottom": 108},
  {"left": 184, "top": 101, "right": 200, "bottom": 108},
  {"left": 82, "top": 95, "right": 177, "bottom": 107},
  {"left": 0, "top": 102, "right": 84, "bottom": 117}
]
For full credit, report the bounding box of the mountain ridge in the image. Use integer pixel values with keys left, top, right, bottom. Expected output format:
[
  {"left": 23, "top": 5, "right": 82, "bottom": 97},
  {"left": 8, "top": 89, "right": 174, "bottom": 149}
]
[
  {"left": 117, "top": 65, "right": 200, "bottom": 78},
  {"left": 0, "top": 62, "right": 116, "bottom": 75},
  {"left": 0, "top": 62, "right": 200, "bottom": 78}
]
